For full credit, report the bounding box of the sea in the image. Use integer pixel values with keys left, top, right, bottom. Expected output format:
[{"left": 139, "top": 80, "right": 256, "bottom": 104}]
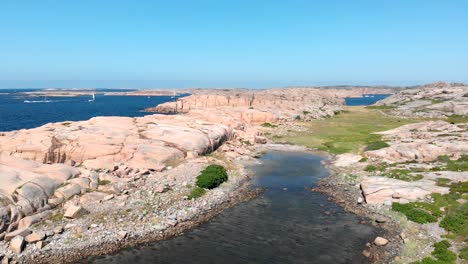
[{"left": 0, "top": 89, "right": 188, "bottom": 132}]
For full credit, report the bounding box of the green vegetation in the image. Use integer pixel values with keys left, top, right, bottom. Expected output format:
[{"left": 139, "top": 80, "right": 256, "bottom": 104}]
[
  {"left": 358, "top": 157, "right": 368, "bottom": 162},
  {"left": 365, "top": 105, "right": 396, "bottom": 110},
  {"left": 240, "top": 139, "right": 252, "bottom": 145},
  {"left": 392, "top": 202, "right": 438, "bottom": 224},
  {"left": 440, "top": 214, "right": 466, "bottom": 236},
  {"left": 459, "top": 247, "right": 468, "bottom": 260},
  {"left": 384, "top": 169, "right": 424, "bottom": 181},
  {"left": 98, "top": 179, "right": 111, "bottom": 186},
  {"left": 302, "top": 111, "right": 310, "bottom": 115},
  {"left": 392, "top": 183, "right": 467, "bottom": 238},
  {"left": 275, "top": 107, "right": 422, "bottom": 154},
  {"left": 365, "top": 140, "right": 390, "bottom": 151},
  {"left": 446, "top": 114, "right": 468, "bottom": 124},
  {"left": 261, "top": 122, "right": 278, "bottom": 128},
  {"left": 431, "top": 155, "right": 468, "bottom": 172},
  {"left": 188, "top": 186, "right": 206, "bottom": 199},
  {"left": 411, "top": 240, "right": 457, "bottom": 264},
  {"left": 196, "top": 164, "right": 228, "bottom": 189}
]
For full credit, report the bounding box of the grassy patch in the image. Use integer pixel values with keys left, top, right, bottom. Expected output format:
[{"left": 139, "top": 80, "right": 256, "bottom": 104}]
[
  {"left": 431, "top": 155, "right": 468, "bottom": 172},
  {"left": 459, "top": 247, "right": 468, "bottom": 260},
  {"left": 446, "top": 114, "right": 468, "bottom": 124},
  {"left": 392, "top": 203, "right": 438, "bottom": 224},
  {"left": 383, "top": 169, "right": 424, "bottom": 181},
  {"left": 365, "top": 140, "right": 390, "bottom": 151},
  {"left": 98, "top": 180, "right": 111, "bottom": 186},
  {"left": 196, "top": 165, "right": 228, "bottom": 189},
  {"left": 275, "top": 107, "right": 422, "bottom": 154},
  {"left": 411, "top": 240, "right": 457, "bottom": 264},
  {"left": 188, "top": 186, "right": 206, "bottom": 199},
  {"left": 261, "top": 122, "right": 278, "bottom": 128},
  {"left": 366, "top": 105, "right": 396, "bottom": 110},
  {"left": 359, "top": 157, "right": 368, "bottom": 162}
]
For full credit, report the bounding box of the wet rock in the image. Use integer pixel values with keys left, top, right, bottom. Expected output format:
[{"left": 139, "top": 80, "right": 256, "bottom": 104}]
[
  {"left": 10, "top": 236, "right": 25, "bottom": 254},
  {"left": 362, "top": 249, "right": 371, "bottom": 258},
  {"left": 375, "top": 217, "right": 387, "bottom": 223},
  {"left": 374, "top": 236, "right": 389, "bottom": 246}
]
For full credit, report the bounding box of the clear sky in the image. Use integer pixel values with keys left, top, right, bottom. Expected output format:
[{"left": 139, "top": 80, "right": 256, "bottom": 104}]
[{"left": 0, "top": 0, "right": 467, "bottom": 88}]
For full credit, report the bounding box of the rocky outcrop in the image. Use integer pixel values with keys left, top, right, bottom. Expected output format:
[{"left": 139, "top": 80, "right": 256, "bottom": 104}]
[
  {"left": 0, "top": 114, "right": 235, "bottom": 240},
  {"left": 0, "top": 115, "right": 233, "bottom": 170},
  {"left": 360, "top": 177, "right": 449, "bottom": 204},
  {"left": 366, "top": 121, "right": 467, "bottom": 163},
  {"left": 146, "top": 88, "right": 346, "bottom": 122},
  {"left": 359, "top": 120, "right": 467, "bottom": 205},
  {"left": 375, "top": 82, "right": 468, "bottom": 118}
]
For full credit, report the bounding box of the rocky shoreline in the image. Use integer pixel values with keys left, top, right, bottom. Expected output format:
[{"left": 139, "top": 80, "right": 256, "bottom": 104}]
[{"left": 314, "top": 159, "right": 403, "bottom": 263}]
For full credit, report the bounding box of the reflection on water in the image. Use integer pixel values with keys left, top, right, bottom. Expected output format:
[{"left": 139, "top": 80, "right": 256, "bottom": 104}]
[{"left": 91, "top": 151, "right": 381, "bottom": 264}]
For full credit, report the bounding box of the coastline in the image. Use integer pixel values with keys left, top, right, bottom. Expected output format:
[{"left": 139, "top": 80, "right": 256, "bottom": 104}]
[{"left": 11, "top": 156, "right": 260, "bottom": 264}]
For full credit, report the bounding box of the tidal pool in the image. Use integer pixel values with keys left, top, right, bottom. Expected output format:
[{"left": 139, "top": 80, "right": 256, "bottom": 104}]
[{"left": 91, "top": 151, "right": 381, "bottom": 264}]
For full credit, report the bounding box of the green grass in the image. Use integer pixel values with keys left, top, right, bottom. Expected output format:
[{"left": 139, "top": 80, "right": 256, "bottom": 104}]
[
  {"left": 446, "top": 114, "right": 468, "bottom": 124},
  {"left": 392, "top": 202, "right": 438, "bottom": 224},
  {"left": 196, "top": 164, "right": 228, "bottom": 189},
  {"left": 383, "top": 169, "right": 424, "bottom": 181},
  {"left": 365, "top": 105, "right": 396, "bottom": 110},
  {"left": 392, "top": 184, "right": 467, "bottom": 238},
  {"left": 261, "top": 122, "right": 278, "bottom": 128},
  {"left": 459, "top": 247, "right": 468, "bottom": 260},
  {"left": 275, "top": 107, "right": 422, "bottom": 154},
  {"left": 188, "top": 186, "right": 206, "bottom": 199},
  {"left": 431, "top": 155, "right": 468, "bottom": 172},
  {"left": 365, "top": 140, "right": 390, "bottom": 151},
  {"left": 98, "top": 180, "right": 111, "bottom": 186},
  {"left": 411, "top": 240, "right": 457, "bottom": 264}
]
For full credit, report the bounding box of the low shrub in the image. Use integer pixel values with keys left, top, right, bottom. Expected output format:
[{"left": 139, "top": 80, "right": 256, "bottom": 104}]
[
  {"left": 365, "top": 141, "right": 390, "bottom": 151},
  {"left": 392, "top": 203, "right": 438, "bottom": 224},
  {"left": 411, "top": 240, "right": 457, "bottom": 264},
  {"left": 196, "top": 165, "right": 228, "bottom": 189},
  {"left": 188, "top": 186, "right": 206, "bottom": 199},
  {"left": 459, "top": 247, "right": 468, "bottom": 260},
  {"left": 359, "top": 157, "right": 368, "bottom": 162},
  {"left": 440, "top": 214, "right": 467, "bottom": 236}
]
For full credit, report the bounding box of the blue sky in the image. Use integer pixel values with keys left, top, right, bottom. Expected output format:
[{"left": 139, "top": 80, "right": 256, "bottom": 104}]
[{"left": 0, "top": 0, "right": 467, "bottom": 88}]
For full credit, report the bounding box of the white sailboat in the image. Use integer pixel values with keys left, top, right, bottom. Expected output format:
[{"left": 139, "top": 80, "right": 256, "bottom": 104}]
[{"left": 88, "top": 92, "right": 95, "bottom": 102}]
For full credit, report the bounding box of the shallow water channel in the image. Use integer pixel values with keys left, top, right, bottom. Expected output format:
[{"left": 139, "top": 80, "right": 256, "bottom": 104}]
[{"left": 92, "top": 151, "right": 381, "bottom": 264}]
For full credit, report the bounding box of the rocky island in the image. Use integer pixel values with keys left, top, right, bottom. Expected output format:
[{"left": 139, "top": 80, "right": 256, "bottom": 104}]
[{"left": 0, "top": 82, "right": 466, "bottom": 263}]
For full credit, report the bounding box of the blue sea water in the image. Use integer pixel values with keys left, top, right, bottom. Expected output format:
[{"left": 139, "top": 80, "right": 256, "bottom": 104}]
[
  {"left": 344, "top": 94, "right": 391, "bottom": 106},
  {"left": 0, "top": 89, "right": 188, "bottom": 132}
]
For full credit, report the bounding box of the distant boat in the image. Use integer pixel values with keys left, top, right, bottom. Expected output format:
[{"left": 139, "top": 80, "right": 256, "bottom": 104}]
[{"left": 88, "top": 93, "right": 95, "bottom": 102}]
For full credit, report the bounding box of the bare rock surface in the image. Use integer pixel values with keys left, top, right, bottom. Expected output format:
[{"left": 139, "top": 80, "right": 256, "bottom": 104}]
[
  {"left": 366, "top": 121, "right": 467, "bottom": 163},
  {"left": 146, "top": 88, "right": 352, "bottom": 122},
  {"left": 375, "top": 82, "right": 468, "bottom": 118},
  {"left": 360, "top": 177, "right": 449, "bottom": 204}
]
